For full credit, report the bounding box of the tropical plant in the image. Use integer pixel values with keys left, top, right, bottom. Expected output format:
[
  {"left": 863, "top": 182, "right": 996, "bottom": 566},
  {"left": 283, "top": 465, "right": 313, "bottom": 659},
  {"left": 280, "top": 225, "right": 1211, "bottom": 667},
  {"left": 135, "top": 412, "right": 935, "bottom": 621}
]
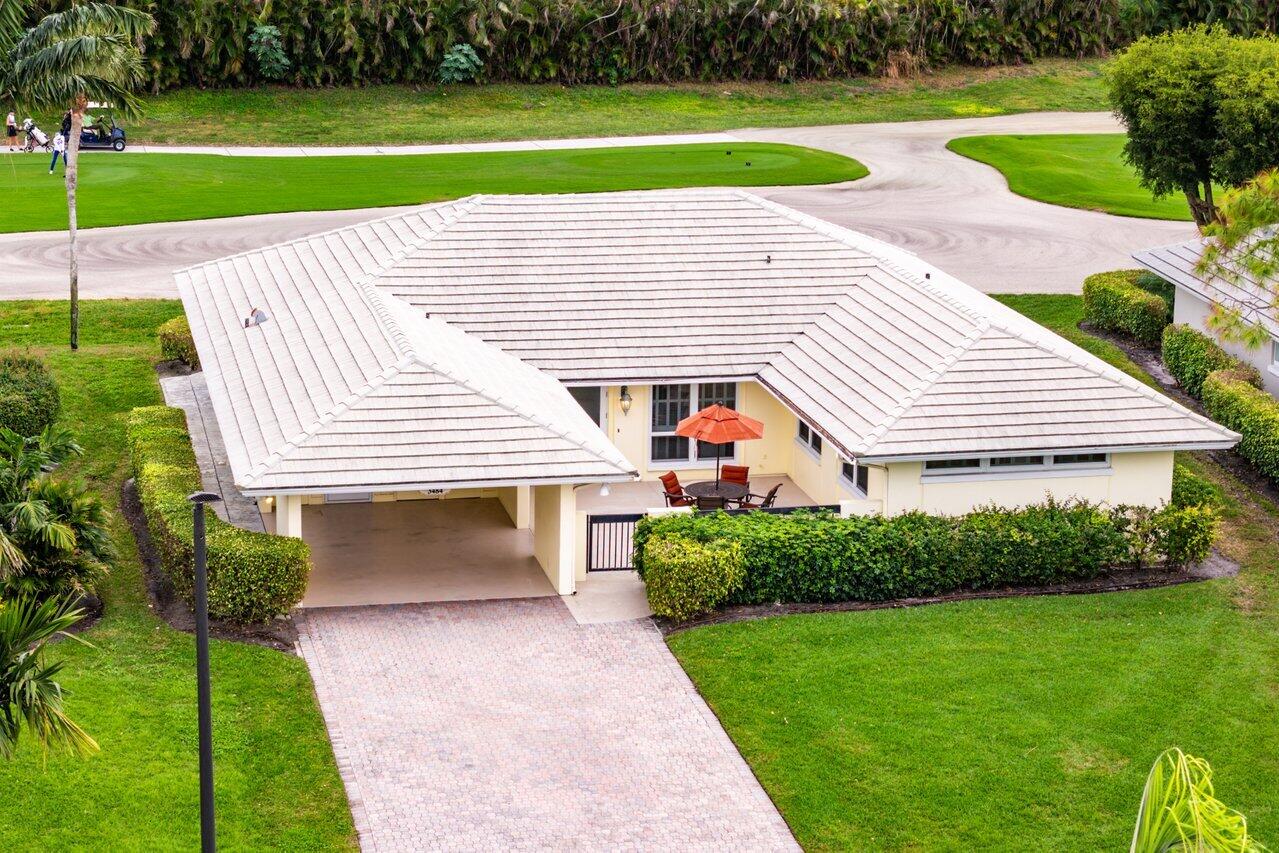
[
  {"left": 1105, "top": 27, "right": 1279, "bottom": 227},
  {"left": 0, "top": 426, "right": 112, "bottom": 600},
  {"left": 0, "top": 594, "right": 97, "bottom": 759},
  {"left": 1131, "top": 748, "right": 1264, "bottom": 852},
  {"left": 1, "top": 0, "right": 155, "bottom": 350},
  {"left": 248, "top": 23, "right": 289, "bottom": 81},
  {"left": 437, "top": 43, "right": 482, "bottom": 84}
]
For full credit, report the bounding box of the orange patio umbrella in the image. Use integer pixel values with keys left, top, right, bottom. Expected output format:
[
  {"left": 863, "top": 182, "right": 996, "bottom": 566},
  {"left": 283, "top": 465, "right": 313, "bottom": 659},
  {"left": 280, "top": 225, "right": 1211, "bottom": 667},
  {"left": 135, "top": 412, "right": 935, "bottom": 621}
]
[{"left": 676, "top": 403, "right": 765, "bottom": 486}]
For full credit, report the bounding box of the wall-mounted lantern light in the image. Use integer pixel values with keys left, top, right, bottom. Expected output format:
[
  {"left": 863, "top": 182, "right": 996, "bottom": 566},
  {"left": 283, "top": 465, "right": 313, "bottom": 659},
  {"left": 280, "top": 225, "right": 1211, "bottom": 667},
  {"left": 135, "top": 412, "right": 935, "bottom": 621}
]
[{"left": 619, "top": 386, "right": 632, "bottom": 416}]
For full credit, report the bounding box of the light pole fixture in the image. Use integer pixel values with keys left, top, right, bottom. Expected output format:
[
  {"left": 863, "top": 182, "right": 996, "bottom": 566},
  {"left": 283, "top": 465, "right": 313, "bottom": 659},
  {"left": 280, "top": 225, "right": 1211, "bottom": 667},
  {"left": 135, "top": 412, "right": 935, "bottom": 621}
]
[
  {"left": 619, "top": 386, "right": 632, "bottom": 416},
  {"left": 188, "top": 491, "right": 222, "bottom": 853}
]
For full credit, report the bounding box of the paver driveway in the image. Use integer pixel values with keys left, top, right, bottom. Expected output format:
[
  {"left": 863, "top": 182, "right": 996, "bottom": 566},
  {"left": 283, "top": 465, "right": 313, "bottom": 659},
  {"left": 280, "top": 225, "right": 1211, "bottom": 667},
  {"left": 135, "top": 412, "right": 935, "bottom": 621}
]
[{"left": 296, "top": 598, "right": 798, "bottom": 851}]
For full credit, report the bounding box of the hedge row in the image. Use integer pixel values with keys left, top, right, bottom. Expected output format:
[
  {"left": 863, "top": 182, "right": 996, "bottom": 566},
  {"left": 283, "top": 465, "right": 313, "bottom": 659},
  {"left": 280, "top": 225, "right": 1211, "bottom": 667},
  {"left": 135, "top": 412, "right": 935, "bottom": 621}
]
[
  {"left": 0, "top": 354, "right": 60, "bottom": 438},
  {"left": 635, "top": 499, "right": 1217, "bottom": 619},
  {"left": 126, "top": 406, "right": 309, "bottom": 623},
  {"left": 157, "top": 316, "right": 200, "bottom": 369},
  {"left": 32, "top": 0, "right": 1153, "bottom": 88},
  {"left": 1161, "top": 324, "right": 1262, "bottom": 398},
  {"left": 1202, "top": 370, "right": 1279, "bottom": 485},
  {"left": 1082, "top": 270, "right": 1170, "bottom": 346}
]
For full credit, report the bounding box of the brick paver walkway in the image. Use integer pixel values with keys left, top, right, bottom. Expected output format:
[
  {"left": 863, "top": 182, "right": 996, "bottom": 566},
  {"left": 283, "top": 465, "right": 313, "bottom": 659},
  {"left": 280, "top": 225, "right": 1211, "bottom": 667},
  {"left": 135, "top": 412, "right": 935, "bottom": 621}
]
[{"left": 296, "top": 598, "right": 798, "bottom": 851}]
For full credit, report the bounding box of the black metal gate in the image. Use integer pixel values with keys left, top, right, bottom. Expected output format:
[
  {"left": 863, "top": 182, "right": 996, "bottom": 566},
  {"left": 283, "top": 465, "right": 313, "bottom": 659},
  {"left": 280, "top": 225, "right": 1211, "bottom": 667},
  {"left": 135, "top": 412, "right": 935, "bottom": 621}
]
[{"left": 585, "top": 512, "right": 644, "bottom": 572}]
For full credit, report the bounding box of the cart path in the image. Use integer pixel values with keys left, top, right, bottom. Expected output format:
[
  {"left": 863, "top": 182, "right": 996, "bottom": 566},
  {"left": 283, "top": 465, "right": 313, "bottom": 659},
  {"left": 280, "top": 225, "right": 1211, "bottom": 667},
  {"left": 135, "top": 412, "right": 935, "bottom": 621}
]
[{"left": 0, "top": 112, "right": 1192, "bottom": 299}]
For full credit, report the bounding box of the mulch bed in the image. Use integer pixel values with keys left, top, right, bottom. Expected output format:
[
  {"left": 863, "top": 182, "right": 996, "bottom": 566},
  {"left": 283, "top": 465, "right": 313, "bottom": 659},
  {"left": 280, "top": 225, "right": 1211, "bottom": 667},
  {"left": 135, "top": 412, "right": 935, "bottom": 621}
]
[
  {"left": 121, "top": 477, "right": 297, "bottom": 652},
  {"left": 659, "top": 561, "right": 1235, "bottom": 635}
]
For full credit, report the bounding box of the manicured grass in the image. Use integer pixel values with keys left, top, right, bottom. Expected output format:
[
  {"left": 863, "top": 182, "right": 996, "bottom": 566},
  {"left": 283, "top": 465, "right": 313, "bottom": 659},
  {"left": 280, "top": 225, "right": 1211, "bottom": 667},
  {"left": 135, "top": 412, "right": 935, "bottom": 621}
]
[
  {"left": 0, "top": 142, "right": 865, "bottom": 233},
  {"left": 948, "top": 134, "right": 1195, "bottom": 221},
  {"left": 670, "top": 293, "right": 1279, "bottom": 851},
  {"left": 123, "top": 60, "right": 1107, "bottom": 147},
  {"left": 0, "top": 300, "right": 356, "bottom": 851}
]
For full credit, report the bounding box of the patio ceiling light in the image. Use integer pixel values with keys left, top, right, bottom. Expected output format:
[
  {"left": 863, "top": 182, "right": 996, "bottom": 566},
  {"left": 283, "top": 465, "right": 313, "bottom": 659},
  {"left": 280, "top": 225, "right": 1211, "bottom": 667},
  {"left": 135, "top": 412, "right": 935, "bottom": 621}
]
[{"left": 619, "top": 386, "right": 632, "bottom": 416}]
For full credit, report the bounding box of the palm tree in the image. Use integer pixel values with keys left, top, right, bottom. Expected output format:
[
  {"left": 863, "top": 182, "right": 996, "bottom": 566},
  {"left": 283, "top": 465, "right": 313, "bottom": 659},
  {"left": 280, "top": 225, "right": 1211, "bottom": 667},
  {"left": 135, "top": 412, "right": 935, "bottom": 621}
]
[
  {"left": 0, "top": 594, "right": 97, "bottom": 758},
  {"left": 1, "top": 0, "right": 154, "bottom": 350}
]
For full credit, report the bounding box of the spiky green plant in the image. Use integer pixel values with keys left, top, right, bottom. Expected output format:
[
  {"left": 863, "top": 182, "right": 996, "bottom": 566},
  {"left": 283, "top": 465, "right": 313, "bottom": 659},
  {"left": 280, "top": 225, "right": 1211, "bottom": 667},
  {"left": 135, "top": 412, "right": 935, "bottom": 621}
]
[
  {"left": 1, "top": 0, "right": 154, "bottom": 350},
  {"left": 1131, "top": 748, "right": 1266, "bottom": 852},
  {"left": 0, "top": 594, "right": 96, "bottom": 759}
]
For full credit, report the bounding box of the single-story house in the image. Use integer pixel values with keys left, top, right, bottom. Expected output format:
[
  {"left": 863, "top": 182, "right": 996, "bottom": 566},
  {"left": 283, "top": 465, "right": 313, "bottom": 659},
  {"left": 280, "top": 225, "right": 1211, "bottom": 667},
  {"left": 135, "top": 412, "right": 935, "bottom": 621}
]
[
  {"left": 177, "top": 189, "right": 1237, "bottom": 601},
  {"left": 1134, "top": 236, "right": 1279, "bottom": 398}
]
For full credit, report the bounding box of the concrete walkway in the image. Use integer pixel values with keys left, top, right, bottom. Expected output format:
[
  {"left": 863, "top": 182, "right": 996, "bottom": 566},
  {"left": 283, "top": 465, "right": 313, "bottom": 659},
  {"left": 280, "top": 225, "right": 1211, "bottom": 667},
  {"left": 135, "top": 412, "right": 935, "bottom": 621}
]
[
  {"left": 296, "top": 598, "right": 798, "bottom": 851},
  {"left": 1, "top": 111, "right": 1193, "bottom": 299}
]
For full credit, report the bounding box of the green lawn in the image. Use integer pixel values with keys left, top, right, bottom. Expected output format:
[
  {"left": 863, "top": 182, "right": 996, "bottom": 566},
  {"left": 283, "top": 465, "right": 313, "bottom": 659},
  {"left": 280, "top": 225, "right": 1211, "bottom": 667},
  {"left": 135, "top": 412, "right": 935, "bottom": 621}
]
[
  {"left": 947, "top": 134, "right": 1194, "bottom": 221},
  {"left": 670, "top": 294, "right": 1279, "bottom": 852},
  {"left": 0, "top": 142, "right": 865, "bottom": 233},
  {"left": 0, "top": 301, "right": 356, "bottom": 851},
  {"left": 121, "top": 60, "right": 1107, "bottom": 147}
]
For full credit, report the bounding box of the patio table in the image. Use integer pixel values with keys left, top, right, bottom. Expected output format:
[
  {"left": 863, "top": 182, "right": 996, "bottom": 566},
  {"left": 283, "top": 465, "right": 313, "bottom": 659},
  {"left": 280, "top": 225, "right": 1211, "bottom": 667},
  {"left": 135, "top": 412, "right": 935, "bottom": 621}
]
[{"left": 685, "top": 480, "right": 749, "bottom": 501}]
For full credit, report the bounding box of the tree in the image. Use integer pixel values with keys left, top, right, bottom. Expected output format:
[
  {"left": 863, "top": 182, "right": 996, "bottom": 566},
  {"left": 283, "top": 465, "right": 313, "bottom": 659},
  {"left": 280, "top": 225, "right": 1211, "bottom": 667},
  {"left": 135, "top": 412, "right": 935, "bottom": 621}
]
[
  {"left": 1195, "top": 169, "right": 1279, "bottom": 347},
  {"left": 0, "top": 594, "right": 97, "bottom": 759},
  {"left": 1, "top": 1, "right": 154, "bottom": 351},
  {"left": 1105, "top": 27, "right": 1279, "bottom": 227},
  {"left": 0, "top": 426, "right": 112, "bottom": 601}
]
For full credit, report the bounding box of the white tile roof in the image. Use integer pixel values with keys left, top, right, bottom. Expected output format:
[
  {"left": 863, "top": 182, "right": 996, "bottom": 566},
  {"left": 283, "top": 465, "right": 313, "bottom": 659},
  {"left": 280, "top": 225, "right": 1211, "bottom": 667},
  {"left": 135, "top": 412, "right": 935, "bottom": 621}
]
[
  {"left": 178, "top": 190, "right": 1237, "bottom": 493},
  {"left": 1134, "top": 234, "right": 1279, "bottom": 341}
]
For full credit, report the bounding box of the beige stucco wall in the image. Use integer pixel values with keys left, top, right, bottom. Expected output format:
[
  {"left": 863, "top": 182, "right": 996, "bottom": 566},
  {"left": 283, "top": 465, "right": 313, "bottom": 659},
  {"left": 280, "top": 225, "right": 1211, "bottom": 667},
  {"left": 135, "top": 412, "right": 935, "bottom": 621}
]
[
  {"left": 882, "top": 450, "right": 1174, "bottom": 516},
  {"left": 1174, "top": 284, "right": 1279, "bottom": 398},
  {"left": 532, "top": 483, "right": 575, "bottom": 594}
]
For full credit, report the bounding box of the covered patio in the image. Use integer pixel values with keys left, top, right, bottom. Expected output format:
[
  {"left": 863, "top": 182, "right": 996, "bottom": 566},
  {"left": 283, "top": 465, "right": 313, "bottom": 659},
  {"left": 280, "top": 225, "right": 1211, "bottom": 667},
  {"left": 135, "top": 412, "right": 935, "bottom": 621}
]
[{"left": 577, "top": 474, "right": 816, "bottom": 513}]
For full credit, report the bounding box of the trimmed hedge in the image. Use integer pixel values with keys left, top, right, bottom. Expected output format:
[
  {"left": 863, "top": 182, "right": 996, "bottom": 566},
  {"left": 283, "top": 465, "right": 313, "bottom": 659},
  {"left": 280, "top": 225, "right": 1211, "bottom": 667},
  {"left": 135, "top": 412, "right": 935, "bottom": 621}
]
[
  {"left": 1202, "top": 370, "right": 1279, "bottom": 485},
  {"left": 635, "top": 500, "right": 1216, "bottom": 618},
  {"left": 1161, "top": 324, "right": 1262, "bottom": 398},
  {"left": 0, "top": 354, "right": 60, "bottom": 437},
  {"left": 1135, "top": 271, "right": 1176, "bottom": 318},
  {"left": 1171, "top": 463, "right": 1222, "bottom": 509},
  {"left": 642, "top": 536, "right": 744, "bottom": 621},
  {"left": 157, "top": 316, "right": 199, "bottom": 369},
  {"left": 127, "top": 406, "right": 309, "bottom": 622},
  {"left": 1082, "top": 270, "right": 1169, "bottom": 346}
]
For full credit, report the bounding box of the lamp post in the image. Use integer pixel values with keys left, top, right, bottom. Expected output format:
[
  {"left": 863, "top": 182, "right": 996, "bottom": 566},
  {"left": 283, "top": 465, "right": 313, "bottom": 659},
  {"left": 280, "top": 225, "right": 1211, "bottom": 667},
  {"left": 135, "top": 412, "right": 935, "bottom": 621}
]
[{"left": 188, "top": 491, "right": 221, "bottom": 853}]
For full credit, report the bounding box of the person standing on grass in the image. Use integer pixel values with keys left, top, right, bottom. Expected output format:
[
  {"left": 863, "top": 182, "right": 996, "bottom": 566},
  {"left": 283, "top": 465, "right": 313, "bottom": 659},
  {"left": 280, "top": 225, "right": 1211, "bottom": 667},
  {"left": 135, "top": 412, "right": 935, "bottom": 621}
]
[
  {"left": 5, "top": 110, "right": 16, "bottom": 151},
  {"left": 49, "top": 132, "right": 65, "bottom": 174}
]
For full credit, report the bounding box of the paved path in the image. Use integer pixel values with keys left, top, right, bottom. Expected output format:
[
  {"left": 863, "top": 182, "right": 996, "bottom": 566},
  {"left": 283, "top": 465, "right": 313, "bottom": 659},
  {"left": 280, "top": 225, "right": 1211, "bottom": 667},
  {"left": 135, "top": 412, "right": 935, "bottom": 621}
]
[
  {"left": 296, "top": 598, "right": 797, "bottom": 851},
  {"left": 2, "top": 112, "right": 1193, "bottom": 299}
]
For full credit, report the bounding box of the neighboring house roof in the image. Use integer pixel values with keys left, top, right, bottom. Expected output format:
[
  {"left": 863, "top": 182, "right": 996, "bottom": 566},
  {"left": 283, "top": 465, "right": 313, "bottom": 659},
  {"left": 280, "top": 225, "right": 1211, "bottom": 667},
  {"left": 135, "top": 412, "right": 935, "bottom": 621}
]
[
  {"left": 1134, "top": 235, "right": 1279, "bottom": 341},
  {"left": 178, "top": 190, "right": 1237, "bottom": 493}
]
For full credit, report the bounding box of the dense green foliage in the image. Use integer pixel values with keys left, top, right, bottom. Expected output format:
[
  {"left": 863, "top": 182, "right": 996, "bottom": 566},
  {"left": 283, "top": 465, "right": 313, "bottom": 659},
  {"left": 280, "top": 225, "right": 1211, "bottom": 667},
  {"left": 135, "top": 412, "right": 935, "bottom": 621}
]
[
  {"left": 0, "top": 354, "right": 59, "bottom": 437},
  {"left": 1131, "top": 749, "right": 1264, "bottom": 853},
  {"left": 0, "top": 427, "right": 112, "bottom": 600},
  {"left": 1135, "top": 271, "right": 1177, "bottom": 313},
  {"left": 946, "top": 134, "right": 1197, "bottom": 220},
  {"left": 1104, "top": 27, "right": 1279, "bottom": 225},
  {"left": 247, "top": 23, "right": 290, "bottom": 81},
  {"left": 437, "top": 43, "right": 482, "bottom": 84},
  {"left": 1202, "top": 370, "right": 1279, "bottom": 485},
  {"left": 641, "top": 536, "right": 744, "bottom": 621},
  {"left": 126, "top": 406, "right": 309, "bottom": 622},
  {"left": 1172, "top": 462, "right": 1223, "bottom": 509},
  {"left": 33, "top": 0, "right": 1136, "bottom": 89},
  {"left": 156, "top": 316, "right": 198, "bottom": 369},
  {"left": 1083, "top": 269, "right": 1170, "bottom": 345},
  {"left": 636, "top": 501, "right": 1214, "bottom": 616},
  {"left": 0, "top": 142, "right": 865, "bottom": 233},
  {"left": 1161, "top": 324, "right": 1261, "bottom": 398},
  {"left": 1195, "top": 169, "right": 1279, "bottom": 348}
]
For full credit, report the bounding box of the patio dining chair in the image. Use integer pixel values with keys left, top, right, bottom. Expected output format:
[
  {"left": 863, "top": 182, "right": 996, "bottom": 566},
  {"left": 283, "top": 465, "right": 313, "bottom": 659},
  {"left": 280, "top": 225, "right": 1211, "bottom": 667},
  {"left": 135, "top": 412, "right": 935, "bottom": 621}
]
[
  {"left": 660, "top": 471, "right": 694, "bottom": 507},
  {"left": 737, "top": 483, "right": 781, "bottom": 510},
  {"left": 721, "top": 465, "right": 750, "bottom": 488}
]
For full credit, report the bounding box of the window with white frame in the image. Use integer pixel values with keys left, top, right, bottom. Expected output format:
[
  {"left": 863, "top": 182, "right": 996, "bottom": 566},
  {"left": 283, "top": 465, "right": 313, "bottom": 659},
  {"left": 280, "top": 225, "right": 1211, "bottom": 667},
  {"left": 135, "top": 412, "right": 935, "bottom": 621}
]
[
  {"left": 568, "top": 385, "right": 605, "bottom": 427},
  {"left": 796, "top": 420, "right": 822, "bottom": 458},
  {"left": 1272, "top": 339, "right": 1279, "bottom": 369},
  {"left": 840, "top": 459, "right": 869, "bottom": 495},
  {"left": 650, "top": 382, "right": 738, "bottom": 463},
  {"left": 923, "top": 453, "right": 1110, "bottom": 476}
]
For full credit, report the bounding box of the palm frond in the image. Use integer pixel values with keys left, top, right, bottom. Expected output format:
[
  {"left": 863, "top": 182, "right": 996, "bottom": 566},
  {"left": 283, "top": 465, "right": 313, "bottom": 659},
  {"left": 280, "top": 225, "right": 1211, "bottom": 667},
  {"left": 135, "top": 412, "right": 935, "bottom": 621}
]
[
  {"left": 0, "top": 0, "right": 26, "bottom": 56},
  {"left": 1131, "top": 748, "right": 1265, "bottom": 853}
]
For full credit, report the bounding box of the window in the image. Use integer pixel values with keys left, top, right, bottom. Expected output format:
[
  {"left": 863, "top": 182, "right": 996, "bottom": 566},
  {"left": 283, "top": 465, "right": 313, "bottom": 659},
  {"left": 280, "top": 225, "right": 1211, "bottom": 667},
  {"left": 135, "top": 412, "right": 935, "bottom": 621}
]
[
  {"left": 796, "top": 420, "right": 822, "bottom": 457},
  {"left": 650, "top": 383, "right": 738, "bottom": 463},
  {"left": 1053, "top": 453, "right": 1108, "bottom": 466},
  {"left": 841, "top": 460, "right": 869, "bottom": 495},
  {"left": 923, "top": 454, "right": 1111, "bottom": 476},
  {"left": 568, "top": 386, "right": 604, "bottom": 426},
  {"left": 990, "top": 455, "right": 1045, "bottom": 468},
  {"left": 925, "top": 458, "right": 981, "bottom": 471},
  {"left": 1272, "top": 340, "right": 1279, "bottom": 367}
]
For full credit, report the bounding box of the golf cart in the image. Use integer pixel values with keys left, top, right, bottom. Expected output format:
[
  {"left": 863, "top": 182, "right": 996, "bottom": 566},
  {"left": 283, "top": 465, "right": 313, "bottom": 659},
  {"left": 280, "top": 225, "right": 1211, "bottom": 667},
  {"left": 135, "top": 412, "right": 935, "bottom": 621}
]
[{"left": 78, "top": 102, "right": 127, "bottom": 151}]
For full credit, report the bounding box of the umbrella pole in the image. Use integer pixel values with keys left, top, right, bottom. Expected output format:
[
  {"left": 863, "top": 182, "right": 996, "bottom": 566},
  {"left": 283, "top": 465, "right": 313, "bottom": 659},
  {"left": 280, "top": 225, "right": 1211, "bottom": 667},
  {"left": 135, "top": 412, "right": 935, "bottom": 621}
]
[{"left": 716, "top": 441, "right": 722, "bottom": 487}]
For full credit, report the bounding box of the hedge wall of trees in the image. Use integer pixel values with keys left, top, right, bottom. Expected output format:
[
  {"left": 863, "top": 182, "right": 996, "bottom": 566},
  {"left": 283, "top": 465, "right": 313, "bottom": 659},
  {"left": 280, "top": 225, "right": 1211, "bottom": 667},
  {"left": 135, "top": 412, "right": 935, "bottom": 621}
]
[{"left": 29, "top": 0, "right": 1273, "bottom": 90}]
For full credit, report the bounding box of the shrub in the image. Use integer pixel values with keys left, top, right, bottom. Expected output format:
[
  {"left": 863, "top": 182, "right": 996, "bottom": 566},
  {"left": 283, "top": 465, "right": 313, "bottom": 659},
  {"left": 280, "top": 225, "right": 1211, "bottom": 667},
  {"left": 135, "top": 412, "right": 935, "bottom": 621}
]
[
  {"left": 1082, "top": 270, "right": 1169, "bottom": 346},
  {"left": 157, "top": 316, "right": 199, "bottom": 369},
  {"left": 1161, "top": 324, "right": 1261, "bottom": 398},
  {"left": 1134, "top": 271, "right": 1175, "bottom": 321},
  {"left": 642, "top": 536, "right": 744, "bottom": 621},
  {"left": 1171, "top": 463, "right": 1221, "bottom": 508},
  {"left": 1202, "top": 370, "right": 1279, "bottom": 484},
  {"left": 634, "top": 497, "right": 1197, "bottom": 613},
  {"left": 437, "top": 44, "right": 483, "bottom": 84},
  {"left": 248, "top": 23, "right": 291, "bottom": 81},
  {"left": 1153, "top": 505, "right": 1218, "bottom": 568},
  {"left": 0, "top": 354, "right": 60, "bottom": 437},
  {"left": 126, "top": 406, "right": 309, "bottom": 622}
]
